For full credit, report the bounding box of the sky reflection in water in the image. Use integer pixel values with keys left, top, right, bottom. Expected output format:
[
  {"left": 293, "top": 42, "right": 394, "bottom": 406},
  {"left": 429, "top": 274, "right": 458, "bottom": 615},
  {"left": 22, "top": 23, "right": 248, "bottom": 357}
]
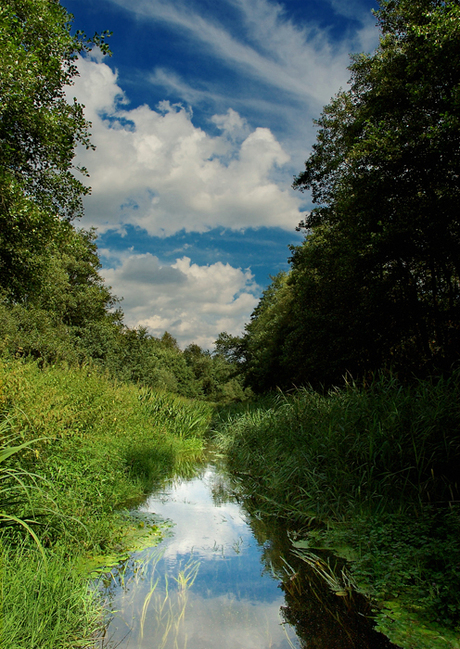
[{"left": 101, "top": 464, "right": 300, "bottom": 649}]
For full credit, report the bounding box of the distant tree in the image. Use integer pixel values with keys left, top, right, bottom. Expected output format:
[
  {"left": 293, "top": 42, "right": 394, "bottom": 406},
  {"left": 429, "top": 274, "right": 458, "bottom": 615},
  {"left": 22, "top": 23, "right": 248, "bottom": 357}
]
[
  {"left": 160, "top": 331, "right": 180, "bottom": 350},
  {"left": 213, "top": 332, "right": 246, "bottom": 366},
  {"left": 36, "top": 227, "right": 120, "bottom": 328}
]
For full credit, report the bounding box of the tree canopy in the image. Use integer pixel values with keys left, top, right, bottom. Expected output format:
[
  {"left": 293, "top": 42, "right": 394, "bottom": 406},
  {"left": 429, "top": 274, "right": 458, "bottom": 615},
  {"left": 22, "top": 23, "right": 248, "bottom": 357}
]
[
  {"left": 0, "top": 0, "right": 111, "bottom": 301},
  {"left": 0, "top": 0, "right": 110, "bottom": 219},
  {"left": 230, "top": 0, "right": 460, "bottom": 391}
]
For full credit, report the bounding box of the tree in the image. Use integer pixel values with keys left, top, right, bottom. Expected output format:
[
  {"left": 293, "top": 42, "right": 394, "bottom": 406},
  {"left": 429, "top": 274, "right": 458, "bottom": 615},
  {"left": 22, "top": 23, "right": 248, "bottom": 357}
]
[
  {"left": 213, "top": 332, "right": 246, "bottom": 366},
  {"left": 0, "top": 0, "right": 111, "bottom": 301},
  {"left": 0, "top": 0, "right": 110, "bottom": 219},
  {"left": 290, "top": 0, "right": 460, "bottom": 383},
  {"left": 35, "top": 226, "right": 120, "bottom": 328},
  {"left": 243, "top": 272, "right": 294, "bottom": 391}
]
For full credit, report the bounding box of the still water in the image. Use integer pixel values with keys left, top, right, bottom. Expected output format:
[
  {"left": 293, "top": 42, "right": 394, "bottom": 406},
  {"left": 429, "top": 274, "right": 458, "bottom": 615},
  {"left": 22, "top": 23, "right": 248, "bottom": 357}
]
[{"left": 99, "top": 454, "right": 397, "bottom": 649}]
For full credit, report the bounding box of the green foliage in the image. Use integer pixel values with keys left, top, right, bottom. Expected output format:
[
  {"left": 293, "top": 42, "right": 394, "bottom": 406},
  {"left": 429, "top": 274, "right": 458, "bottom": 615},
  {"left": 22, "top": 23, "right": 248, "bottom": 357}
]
[
  {"left": 0, "top": 359, "right": 211, "bottom": 550},
  {"left": 213, "top": 374, "right": 460, "bottom": 644},
  {"left": 214, "top": 372, "right": 460, "bottom": 518},
  {"left": 0, "top": 357, "right": 213, "bottom": 647},
  {"left": 242, "top": 272, "right": 295, "bottom": 392},
  {"left": 1, "top": 544, "right": 101, "bottom": 649},
  {"left": 0, "top": 184, "right": 64, "bottom": 301},
  {"left": 0, "top": 0, "right": 110, "bottom": 220},
  {"left": 236, "top": 0, "right": 460, "bottom": 391}
]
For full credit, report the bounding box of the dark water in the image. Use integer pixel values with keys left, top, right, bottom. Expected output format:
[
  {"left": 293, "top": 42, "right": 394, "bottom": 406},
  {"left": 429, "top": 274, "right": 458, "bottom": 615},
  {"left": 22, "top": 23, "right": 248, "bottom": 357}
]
[{"left": 99, "top": 453, "right": 398, "bottom": 649}]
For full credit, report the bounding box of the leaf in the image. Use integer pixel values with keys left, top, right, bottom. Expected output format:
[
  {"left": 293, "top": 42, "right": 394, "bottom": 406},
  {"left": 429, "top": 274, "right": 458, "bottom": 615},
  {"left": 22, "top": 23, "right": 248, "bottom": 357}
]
[{"left": 0, "top": 438, "right": 45, "bottom": 464}]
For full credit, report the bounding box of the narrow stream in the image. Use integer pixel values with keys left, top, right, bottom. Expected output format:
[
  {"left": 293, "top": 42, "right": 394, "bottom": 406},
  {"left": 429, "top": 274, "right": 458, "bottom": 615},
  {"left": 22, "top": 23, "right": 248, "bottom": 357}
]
[{"left": 99, "top": 453, "right": 398, "bottom": 649}]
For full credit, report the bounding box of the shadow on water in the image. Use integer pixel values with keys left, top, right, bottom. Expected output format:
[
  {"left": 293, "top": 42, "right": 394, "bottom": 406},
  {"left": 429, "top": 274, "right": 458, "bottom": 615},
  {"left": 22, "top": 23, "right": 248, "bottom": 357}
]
[{"left": 97, "top": 450, "right": 400, "bottom": 649}]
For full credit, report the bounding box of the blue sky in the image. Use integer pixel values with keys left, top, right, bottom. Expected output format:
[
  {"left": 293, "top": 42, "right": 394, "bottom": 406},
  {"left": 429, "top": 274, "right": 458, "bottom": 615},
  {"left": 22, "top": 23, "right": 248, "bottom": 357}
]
[{"left": 63, "top": 0, "right": 380, "bottom": 348}]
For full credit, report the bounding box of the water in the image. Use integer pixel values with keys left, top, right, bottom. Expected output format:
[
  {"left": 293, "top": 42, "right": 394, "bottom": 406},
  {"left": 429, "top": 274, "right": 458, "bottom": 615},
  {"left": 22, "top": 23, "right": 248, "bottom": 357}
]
[{"left": 99, "top": 454, "right": 398, "bottom": 649}]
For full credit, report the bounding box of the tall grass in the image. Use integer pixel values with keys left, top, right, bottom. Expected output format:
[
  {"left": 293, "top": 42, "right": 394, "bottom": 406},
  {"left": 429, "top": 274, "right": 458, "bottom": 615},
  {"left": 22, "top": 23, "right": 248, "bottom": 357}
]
[
  {"left": 212, "top": 373, "right": 460, "bottom": 646},
  {"left": 2, "top": 543, "right": 102, "bottom": 649},
  {"left": 214, "top": 373, "right": 460, "bottom": 520},
  {"left": 0, "top": 357, "right": 213, "bottom": 648}
]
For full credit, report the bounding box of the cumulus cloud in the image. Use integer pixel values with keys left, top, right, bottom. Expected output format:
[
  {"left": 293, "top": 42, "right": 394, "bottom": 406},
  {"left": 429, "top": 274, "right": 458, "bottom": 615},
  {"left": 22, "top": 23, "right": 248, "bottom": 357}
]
[
  {"left": 102, "top": 251, "right": 259, "bottom": 348},
  {"left": 64, "top": 0, "right": 380, "bottom": 348},
  {"left": 211, "top": 108, "right": 250, "bottom": 142},
  {"left": 71, "top": 57, "right": 302, "bottom": 236}
]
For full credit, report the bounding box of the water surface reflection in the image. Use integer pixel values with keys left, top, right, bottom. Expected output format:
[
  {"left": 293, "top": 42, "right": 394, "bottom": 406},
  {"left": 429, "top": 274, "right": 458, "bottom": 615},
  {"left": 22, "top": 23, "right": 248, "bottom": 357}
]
[{"left": 100, "top": 454, "right": 397, "bottom": 649}]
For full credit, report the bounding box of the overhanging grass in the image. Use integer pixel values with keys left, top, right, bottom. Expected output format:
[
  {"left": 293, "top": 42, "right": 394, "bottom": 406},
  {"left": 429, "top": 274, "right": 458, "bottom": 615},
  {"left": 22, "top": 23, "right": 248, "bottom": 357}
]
[
  {"left": 214, "top": 374, "right": 460, "bottom": 518},
  {"left": 0, "top": 357, "right": 214, "bottom": 648},
  {"left": 1, "top": 543, "right": 102, "bottom": 649},
  {"left": 212, "top": 373, "right": 460, "bottom": 647}
]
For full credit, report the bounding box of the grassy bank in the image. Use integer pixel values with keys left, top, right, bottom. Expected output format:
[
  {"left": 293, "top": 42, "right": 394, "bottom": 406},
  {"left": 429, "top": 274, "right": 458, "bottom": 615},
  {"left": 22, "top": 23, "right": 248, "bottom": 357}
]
[
  {"left": 212, "top": 374, "right": 460, "bottom": 649},
  {"left": 0, "top": 358, "right": 213, "bottom": 648}
]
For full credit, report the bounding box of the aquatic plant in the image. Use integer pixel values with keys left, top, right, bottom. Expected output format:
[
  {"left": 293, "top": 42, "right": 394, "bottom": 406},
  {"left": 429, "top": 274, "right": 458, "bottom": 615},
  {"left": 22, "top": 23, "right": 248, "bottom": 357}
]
[{"left": 100, "top": 549, "right": 200, "bottom": 648}]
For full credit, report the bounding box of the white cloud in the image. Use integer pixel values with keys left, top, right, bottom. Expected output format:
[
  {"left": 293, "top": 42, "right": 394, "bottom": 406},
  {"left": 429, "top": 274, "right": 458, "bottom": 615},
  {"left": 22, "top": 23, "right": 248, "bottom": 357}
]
[
  {"left": 211, "top": 108, "right": 250, "bottom": 142},
  {"left": 71, "top": 0, "right": 380, "bottom": 238},
  {"left": 71, "top": 57, "right": 302, "bottom": 236},
  {"left": 109, "top": 0, "right": 377, "bottom": 106},
  {"left": 64, "top": 0, "right": 381, "bottom": 348},
  {"left": 102, "top": 251, "right": 260, "bottom": 348}
]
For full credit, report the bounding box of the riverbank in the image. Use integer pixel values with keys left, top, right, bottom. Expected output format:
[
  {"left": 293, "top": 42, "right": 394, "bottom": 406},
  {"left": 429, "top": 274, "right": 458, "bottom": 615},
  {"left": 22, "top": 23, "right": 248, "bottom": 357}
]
[
  {"left": 2, "top": 359, "right": 459, "bottom": 648},
  {"left": 212, "top": 374, "right": 460, "bottom": 649},
  {"left": 0, "top": 358, "right": 213, "bottom": 648}
]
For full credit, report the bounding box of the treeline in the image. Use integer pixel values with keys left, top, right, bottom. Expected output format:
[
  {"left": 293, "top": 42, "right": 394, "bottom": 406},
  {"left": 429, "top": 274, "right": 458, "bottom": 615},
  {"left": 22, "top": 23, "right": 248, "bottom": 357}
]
[
  {"left": 0, "top": 221, "right": 246, "bottom": 401},
  {"left": 217, "top": 0, "right": 460, "bottom": 392},
  {"left": 0, "top": 0, "right": 246, "bottom": 402}
]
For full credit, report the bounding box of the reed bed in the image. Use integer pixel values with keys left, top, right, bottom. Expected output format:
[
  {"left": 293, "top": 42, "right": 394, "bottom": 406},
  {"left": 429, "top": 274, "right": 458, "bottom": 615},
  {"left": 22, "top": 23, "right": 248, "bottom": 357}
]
[
  {"left": 214, "top": 373, "right": 460, "bottom": 519},
  {"left": 212, "top": 373, "right": 460, "bottom": 647},
  {"left": 0, "top": 357, "right": 213, "bottom": 648}
]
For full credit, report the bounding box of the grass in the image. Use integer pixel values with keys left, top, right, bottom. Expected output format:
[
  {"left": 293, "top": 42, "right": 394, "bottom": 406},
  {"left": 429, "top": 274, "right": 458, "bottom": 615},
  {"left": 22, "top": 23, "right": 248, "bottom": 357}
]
[
  {"left": 1, "top": 543, "right": 102, "bottom": 649},
  {"left": 0, "top": 357, "right": 213, "bottom": 648},
  {"left": 100, "top": 548, "right": 201, "bottom": 648},
  {"left": 212, "top": 372, "right": 460, "bottom": 648}
]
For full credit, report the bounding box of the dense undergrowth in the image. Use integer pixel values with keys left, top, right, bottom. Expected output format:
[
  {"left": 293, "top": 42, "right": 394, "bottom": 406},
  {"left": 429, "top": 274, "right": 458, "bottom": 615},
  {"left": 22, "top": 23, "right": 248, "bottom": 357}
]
[
  {"left": 0, "top": 357, "right": 212, "bottom": 649},
  {"left": 212, "top": 373, "right": 460, "bottom": 649}
]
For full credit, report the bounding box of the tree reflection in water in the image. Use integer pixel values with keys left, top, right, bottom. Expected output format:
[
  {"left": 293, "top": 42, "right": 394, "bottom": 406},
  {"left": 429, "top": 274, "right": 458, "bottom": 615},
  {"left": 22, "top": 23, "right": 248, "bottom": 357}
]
[{"left": 212, "top": 460, "right": 398, "bottom": 649}]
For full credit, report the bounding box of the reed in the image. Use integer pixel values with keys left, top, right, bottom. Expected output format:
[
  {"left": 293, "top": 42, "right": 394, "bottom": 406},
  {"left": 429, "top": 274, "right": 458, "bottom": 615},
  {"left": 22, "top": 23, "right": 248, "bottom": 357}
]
[
  {"left": 99, "top": 549, "right": 200, "bottom": 648},
  {"left": 0, "top": 357, "right": 212, "bottom": 648},
  {"left": 214, "top": 373, "right": 460, "bottom": 520},
  {"left": 213, "top": 372, "right": 460, "bottom": 644},
  {"left": 1, "top": 543, "right": 102, "bottom": 649}
]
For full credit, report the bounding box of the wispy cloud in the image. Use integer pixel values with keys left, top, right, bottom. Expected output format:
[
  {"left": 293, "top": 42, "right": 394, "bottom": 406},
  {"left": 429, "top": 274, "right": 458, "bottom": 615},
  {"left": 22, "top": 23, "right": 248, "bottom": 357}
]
[
  {"left": 110, "top": 0, "right": 377, "bottom": 105},
  {"left": 107, "top": 0, "right": 379, "bottom": 175}
]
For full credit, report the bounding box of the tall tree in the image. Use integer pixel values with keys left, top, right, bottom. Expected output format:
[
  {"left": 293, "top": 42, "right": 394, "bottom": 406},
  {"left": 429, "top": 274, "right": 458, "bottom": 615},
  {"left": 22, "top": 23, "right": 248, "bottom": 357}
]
[
  {"left": 0, "top": 0, "right": 110, "bottom": 299},
  {"left": 290, "top": 0, "right": 460, "bottom": 383},
  {"left": 0, "top": 0, "right": 110, "bottom": 218}
]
